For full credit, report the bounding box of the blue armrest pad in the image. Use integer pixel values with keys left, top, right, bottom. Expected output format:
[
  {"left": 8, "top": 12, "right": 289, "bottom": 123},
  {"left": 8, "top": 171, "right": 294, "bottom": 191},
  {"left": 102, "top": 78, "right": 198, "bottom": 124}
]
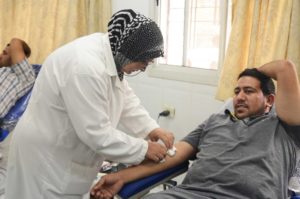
[{"left": 118, "top": 161, "right": 189, "bottom": 199}]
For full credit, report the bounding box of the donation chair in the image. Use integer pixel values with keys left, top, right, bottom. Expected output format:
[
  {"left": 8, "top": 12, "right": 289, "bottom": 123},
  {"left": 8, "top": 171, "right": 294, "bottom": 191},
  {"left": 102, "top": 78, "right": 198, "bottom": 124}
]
[
  {"left": 116, "top": 98, "right": 300, "bottom": 199},
  {"left": 117, "top": 161, "right": 189, "bottom": 199}
]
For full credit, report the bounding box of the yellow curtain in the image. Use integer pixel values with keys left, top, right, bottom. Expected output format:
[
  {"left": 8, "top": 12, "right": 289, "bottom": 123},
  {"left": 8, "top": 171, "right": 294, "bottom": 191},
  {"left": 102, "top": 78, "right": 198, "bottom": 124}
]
[
  {"left": 0, "top": 0, "right": 111, "bottom": 64},
  {"left": 216, "top": 0, "right": 300, "bottom": 100}
]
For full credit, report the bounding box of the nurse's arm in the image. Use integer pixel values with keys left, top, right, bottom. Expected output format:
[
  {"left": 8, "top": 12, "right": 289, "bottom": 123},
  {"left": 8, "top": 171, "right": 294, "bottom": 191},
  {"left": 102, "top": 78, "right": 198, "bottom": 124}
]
[{"left": 90, "top": 141, "right": 196, "bottom": 199}]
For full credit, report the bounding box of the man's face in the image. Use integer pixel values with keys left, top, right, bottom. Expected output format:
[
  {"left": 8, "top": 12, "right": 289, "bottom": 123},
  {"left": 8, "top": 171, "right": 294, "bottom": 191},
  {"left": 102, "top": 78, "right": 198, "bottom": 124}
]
[
  {"left": 233, "top": 76, "right": 271, "bottom": 119},
  {"left": 0, "top": 43, "right": 12, "bottom": 67}
]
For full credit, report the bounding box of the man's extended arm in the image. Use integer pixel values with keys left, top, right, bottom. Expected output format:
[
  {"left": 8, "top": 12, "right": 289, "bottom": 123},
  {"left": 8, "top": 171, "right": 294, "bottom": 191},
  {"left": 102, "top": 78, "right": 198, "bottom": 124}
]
[
  {"left": 90, "top": 141, "right": 197, "bottom": 198},
  {"left": 258, "top": 60, "right": 300, "bottom": 125}
]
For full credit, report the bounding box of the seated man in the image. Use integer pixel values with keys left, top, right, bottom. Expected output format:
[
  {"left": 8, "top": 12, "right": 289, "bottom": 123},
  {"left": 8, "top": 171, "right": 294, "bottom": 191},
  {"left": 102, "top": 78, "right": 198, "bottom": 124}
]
[
  {"left": 90, "top": 60, "right": 300, "bottom": 199},
  {"left": 0, "top": 38, "right": 35, "bottom": 195},
  {"left": 0, "top": 38, "right": 35, "bottom": 120}
]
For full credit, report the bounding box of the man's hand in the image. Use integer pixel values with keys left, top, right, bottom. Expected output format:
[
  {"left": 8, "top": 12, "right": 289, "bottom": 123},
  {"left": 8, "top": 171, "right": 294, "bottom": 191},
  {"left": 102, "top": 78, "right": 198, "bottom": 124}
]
[
  {"left": 146, "top": 141, "right": 167, "bottom": 163},
  {"left": 90, "top": 174, "right": 124, "bottom": 199},
  {"left": 148, "top": 128, "right": 174, "bottom": 149}
]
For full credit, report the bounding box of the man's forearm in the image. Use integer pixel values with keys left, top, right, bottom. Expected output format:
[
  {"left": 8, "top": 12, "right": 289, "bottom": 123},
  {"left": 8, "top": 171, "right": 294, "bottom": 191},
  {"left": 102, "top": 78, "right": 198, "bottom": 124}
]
[
  {"left": 258, "top": 60, "right": 296, "bottom": 81},
  {"left": 258, "top": 60, "right": 300, "bottom": 125},
  {"left": 117, "top": 141, "right": 195, "bottom": 184}
]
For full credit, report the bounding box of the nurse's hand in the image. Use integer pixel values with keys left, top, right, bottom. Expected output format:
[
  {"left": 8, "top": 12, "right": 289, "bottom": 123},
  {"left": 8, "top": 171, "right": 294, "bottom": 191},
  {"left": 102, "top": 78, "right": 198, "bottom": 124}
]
[
  {"left": 146, "top": 141, "right": 167, "bottom": 163},
  {"left": 148, "top": 128, "right": 174, "bottom": 149}
]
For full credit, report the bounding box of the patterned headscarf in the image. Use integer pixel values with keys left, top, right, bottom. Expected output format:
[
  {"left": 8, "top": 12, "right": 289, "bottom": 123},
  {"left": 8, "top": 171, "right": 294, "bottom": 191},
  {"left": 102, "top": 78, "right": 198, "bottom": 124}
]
[{"left": 108, "top": 9, "right": 164, "bottom": 80}]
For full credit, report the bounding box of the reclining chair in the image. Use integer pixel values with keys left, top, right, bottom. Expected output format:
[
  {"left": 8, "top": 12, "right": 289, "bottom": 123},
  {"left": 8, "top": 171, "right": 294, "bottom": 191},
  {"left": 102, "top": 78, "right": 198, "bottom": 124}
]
[
  {"left": 116, "top": 98, "right": 300, "bottom": 199},
  {"left": 117, "top": 161, "right": 189, "bottom": 199}
]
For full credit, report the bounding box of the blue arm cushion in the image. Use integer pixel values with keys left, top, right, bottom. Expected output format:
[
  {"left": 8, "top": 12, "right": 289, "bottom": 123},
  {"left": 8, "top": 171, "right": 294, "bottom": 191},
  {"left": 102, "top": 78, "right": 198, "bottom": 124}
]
[{"left": 118, "top": 161, "right": 189, "bottom": 199}]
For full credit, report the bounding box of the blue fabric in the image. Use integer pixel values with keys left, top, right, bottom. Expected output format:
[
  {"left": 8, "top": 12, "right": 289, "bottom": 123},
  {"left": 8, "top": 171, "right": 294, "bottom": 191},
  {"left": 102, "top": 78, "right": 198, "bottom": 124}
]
[
  {"left": 32, "top": 64, "right": 42, "bottom": 76},
  {"left": 0, "top": 129, "right": 9, "bottom": 142},
  {"left": 291, "top": 192, "right": 300, "bottom": 198},
  {"left": 118, "top": 161, "right": 189, "bottom": 199}
]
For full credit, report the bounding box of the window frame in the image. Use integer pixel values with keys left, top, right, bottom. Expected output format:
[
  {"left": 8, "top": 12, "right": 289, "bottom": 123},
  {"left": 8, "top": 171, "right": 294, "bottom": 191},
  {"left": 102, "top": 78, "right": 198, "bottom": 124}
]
[{"left": 147, "top": 0, "right": 230, "bottom": 86}]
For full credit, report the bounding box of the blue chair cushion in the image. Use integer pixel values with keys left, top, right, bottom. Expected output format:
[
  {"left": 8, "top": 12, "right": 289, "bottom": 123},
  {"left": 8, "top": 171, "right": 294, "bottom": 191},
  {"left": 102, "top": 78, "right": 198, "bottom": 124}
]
[{"left": 118, "top": 161, "right": 189, "bottom": 199}]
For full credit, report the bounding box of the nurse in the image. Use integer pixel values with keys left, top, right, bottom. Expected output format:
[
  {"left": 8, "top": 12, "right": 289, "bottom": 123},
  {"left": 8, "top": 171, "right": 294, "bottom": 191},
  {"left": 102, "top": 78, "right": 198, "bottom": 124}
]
[{"left": 5, "top": 9, "right": 174, "bottom": 199}]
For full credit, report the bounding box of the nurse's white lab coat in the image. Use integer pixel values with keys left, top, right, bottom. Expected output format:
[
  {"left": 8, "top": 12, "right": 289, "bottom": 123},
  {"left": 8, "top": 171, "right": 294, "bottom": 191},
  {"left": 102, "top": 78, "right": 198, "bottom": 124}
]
[{"left": 5, "top": 33, "right": 159, "bottom": 199}]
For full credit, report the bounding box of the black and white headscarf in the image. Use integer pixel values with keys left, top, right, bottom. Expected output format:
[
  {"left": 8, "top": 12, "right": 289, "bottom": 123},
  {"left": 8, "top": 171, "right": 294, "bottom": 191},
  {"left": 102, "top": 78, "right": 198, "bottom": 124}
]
[{"left": 108, "top": 9, "right": 164, "bottom": 80}]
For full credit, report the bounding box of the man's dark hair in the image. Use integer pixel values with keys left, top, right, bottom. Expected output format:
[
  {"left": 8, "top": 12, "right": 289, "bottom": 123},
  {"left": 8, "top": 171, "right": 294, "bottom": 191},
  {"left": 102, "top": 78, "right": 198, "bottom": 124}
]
[
  {"left": 238, "top": 68, "right": 275, "bottom": 95},
  {"left": 21, "top": 40, "right": 31, "bottom": 58}
]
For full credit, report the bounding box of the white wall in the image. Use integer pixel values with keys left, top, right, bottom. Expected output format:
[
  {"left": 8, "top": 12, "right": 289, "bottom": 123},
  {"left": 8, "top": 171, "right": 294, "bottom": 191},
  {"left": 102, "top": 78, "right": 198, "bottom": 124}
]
[
  {"left": 112, "top": 0, "right": 154, "bottom": 17},
  {"left": 112, "top": 0, "right": 224, "bottom": 141}
]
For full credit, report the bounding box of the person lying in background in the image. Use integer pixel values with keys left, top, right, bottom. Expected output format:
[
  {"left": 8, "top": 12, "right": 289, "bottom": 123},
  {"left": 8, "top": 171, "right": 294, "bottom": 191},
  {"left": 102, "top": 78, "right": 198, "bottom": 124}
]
[
  {"left": 91, "top": 60, "right": 300, "bottom": 199},
  {"left": 0, "top": 38, "right": 35, "bottom": 197},
  {"left": 5, "top": 9, "right": 174, "bottom": 199},
  {"left": 0, "top": 38, "right": 35, "bottom": 119}
]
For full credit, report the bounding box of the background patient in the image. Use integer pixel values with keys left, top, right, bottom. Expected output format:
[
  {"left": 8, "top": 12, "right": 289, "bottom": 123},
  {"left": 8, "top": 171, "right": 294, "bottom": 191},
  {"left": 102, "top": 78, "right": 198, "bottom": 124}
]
[{"left": 0, "top": 38, "right": 35, "bottom": 197}]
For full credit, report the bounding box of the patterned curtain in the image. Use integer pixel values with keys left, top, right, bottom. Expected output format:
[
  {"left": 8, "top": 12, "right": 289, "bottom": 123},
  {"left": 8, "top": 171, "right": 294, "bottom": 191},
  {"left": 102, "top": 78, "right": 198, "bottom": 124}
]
[{"left": 0, "top": 0, "right": 112, "bottom": 64}]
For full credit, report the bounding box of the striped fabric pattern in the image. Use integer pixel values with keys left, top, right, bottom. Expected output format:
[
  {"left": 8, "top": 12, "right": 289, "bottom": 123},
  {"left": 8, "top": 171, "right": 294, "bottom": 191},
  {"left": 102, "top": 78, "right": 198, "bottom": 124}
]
[{"left": 0, "top": 59, "right": 36, "bottom": 118}]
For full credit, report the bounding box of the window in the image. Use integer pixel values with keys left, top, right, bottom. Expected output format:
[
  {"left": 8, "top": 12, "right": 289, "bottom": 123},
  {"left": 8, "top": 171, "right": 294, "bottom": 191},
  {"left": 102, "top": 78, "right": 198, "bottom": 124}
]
[{"left": 148, "top": 0, "right": 231, "bottom": 86}]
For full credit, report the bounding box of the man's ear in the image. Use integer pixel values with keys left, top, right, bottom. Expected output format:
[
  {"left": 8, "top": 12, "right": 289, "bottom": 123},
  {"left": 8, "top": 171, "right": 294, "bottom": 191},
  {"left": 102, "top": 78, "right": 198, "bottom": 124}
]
[{"left": 265, "top": 94, "right": 275, "bottom": 109}]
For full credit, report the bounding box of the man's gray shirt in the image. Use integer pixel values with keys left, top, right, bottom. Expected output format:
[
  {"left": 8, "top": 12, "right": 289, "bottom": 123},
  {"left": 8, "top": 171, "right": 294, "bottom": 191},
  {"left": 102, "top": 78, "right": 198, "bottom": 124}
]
[
  {"left": 146, "top": 111, "right": 300, "bottom": 199},
  {"left": 179, "top": 112, "right": 300, "bottom": 199}
]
